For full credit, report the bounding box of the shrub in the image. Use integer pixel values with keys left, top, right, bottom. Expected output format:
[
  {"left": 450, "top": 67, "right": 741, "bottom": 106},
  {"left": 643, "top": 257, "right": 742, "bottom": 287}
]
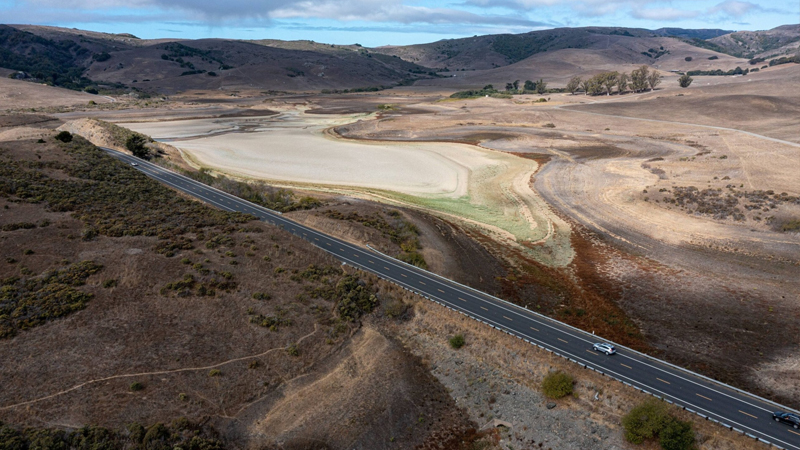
[
  {"left": 178, "top": 393, "right": 188, "bottom": 401},
  {"left": 208, "top": 369, "right": 221, "bottom": 377},
  {"left": 659, "top": 419, "right": 695, "bottom": 450},
  {"left": 335, "top": 275, "right": 378, "bottom": 321},
  {"left": 449, "top": 334, "right": 465, "bottom": 349},
  {"left": 102, "top": 279, "right": 118, "bottom": 288},
  {"left": 684, "top": 56, "right": 692, "bottom": 61},
  {"left": 780, "top": 219, "right": 800, "bottom": 232},
  {"left": 541, "top": 371, "right": 574, "bottom": 399},
  {"left": 621, "top": 400, "right": 671, "bottom": 444},
  {"left": 129, "top": 381, "right": 144, "bottom": 391},
  {"left": 252, "top": 292, "right": 271, "bottom": 300},
  {"left": 54, "top": 131, "right": 73, "bottom": 143},
  {"left": 678, "top": 74, "right": 693, "bottom": 88},
  {"left": 286, "top": 343, "right": 299, "bottom": 356}
]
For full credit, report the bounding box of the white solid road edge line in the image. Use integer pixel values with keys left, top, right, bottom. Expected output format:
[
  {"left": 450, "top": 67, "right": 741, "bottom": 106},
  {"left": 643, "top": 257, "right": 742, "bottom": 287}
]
[
  {"left": 110, "top": 147, "right": 800, "bottom": 423},
  {"left": 366, "top": 241, "right": 800, "bottom": 417}
]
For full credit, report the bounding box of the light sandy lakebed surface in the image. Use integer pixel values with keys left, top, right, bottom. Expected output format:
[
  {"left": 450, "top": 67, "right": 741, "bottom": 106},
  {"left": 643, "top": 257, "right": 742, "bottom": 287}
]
[{"left": 117, "top": 111, "right": 574, "bottom": 266}]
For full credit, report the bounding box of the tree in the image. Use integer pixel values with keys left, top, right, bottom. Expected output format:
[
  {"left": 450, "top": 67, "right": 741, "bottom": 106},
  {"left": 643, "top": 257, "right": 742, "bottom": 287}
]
[
  {"left": 631, "top": 65, "right": 649, "bottom": 92},
  {"left": 566, "top": 76, "right": 581, "bottom": 95},
  {"left": 505, "top": 82, "right": 515, "bottom": 91},
  {"left": 602, "top": 72, "right": 618, "bottom": 95},
  {"left": 617, "top": 72, "right": 629, "bottom": 94},
  {"left": 678, "top": 74, "right": 693, "bottom": 88},
  {"left": 648, "top": 71, "right": 662, "bottom": 91},
  {"left": 54, "top": 131, "right": 73, "bottom": 143},
  {"left": 581, "top": 79, "right": 591, "bottom": 95},
  {"left": 535, "top": 78, "right": 547, "bottom": 95},
  {"left": 524, "top": 79, "right": 536, "bottom": 91},
  {"left": 126, "top": 135, "right": 151, "bottom": 160},
  {"left": 483, "top": 84, "right": 494, "bottom": 90},
  {"left": 512, "top": 80, "right": 520, "bottom": 91}
]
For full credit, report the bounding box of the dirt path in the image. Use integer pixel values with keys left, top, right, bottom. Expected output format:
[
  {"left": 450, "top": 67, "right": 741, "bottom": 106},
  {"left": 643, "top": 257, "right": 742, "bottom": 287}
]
[{"left": 0, "top": 325, "right": 319, "bottom": 411}]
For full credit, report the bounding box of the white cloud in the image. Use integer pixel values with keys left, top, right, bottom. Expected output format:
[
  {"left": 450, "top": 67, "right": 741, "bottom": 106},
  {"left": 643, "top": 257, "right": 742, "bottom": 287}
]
[
  {"left": 709, "top": 0, "right": 761, "bottom": 16},
  {"left": 631, "top": 6, "right": 701, "bottom": 20}
]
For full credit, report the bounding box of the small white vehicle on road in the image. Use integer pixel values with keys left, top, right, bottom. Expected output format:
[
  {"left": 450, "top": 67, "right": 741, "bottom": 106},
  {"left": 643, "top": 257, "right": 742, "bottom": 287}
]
[
  {"left": 592, "top": 343, "right": 616, "bottom": 355},
  {"left": 130, "top": 162, "right": 139, "bottom": 166}
]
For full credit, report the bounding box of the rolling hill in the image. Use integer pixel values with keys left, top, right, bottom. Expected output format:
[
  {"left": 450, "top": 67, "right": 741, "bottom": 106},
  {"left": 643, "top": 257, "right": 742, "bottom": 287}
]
[
  {"left": 708, "top": 24, "right": 800, "bottom": 58},
  {"left": 1, "top": 23, "right": 797, "bottom": 94},
  {"left": 0, "top": 25, "right": 436, "bottom": 95}
]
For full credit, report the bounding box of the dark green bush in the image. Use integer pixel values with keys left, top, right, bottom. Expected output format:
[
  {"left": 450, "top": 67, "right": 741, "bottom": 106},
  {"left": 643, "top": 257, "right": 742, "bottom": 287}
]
[
  {"left": 621, "top": 400, "right": 671, "bottom": 444},
  {"left": 335, "top": 275, "right": 378, "bottom": 321},
  {"left": 449, "top": 334, "right": 465, "bottom": 349},
  {"left": 2, "top": 222, "right": 36, "bottom": 231},
  {"left": 54, "top": 131, "right": 72, "bottom": 143},
  {"left": 129, "top": 381, "right": 144, "bottom": 391},
  {"left": 541, "top": 371, "right": 574, "bottom": 399},
  {"left": 659, "top": 419, "right": 695, "bottom": 450}
]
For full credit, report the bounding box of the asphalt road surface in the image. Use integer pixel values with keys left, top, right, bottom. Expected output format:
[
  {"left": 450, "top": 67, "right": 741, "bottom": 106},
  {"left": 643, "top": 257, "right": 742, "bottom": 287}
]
[{"left": 107, "top": 148, "right": 800, "bottom": 450}]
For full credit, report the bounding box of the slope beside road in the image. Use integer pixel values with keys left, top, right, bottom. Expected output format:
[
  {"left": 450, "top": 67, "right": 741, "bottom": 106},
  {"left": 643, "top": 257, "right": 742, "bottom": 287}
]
[{"left": 105, "top": 148, "right": 800, "bottom": 450}]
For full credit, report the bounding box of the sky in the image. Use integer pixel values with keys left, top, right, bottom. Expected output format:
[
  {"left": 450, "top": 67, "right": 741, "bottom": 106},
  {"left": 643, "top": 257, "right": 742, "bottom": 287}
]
[{"left": 0, "top": 0, "right": 795, "bottom": 46}]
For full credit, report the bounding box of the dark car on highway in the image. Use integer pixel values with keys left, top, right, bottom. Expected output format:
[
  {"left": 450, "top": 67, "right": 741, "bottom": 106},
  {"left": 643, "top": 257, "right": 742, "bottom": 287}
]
[{"left": 773, "top": 412, "right": 800, "bottom": 429}]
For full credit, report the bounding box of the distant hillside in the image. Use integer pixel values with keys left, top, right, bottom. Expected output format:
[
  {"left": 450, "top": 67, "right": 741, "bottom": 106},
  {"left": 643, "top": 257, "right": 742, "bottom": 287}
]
[
  {"left": 653, "top": 28, "right": 733, "bottom": 40},
  {"left": 372, "top": 27, "right": 661, "bottom": 71},
  {"left": 0, "top": 25, "right": 436, "bottom": 94},
  {"left": 2, "top": 23, "right": 796, "bottom": 94},
  {"left": 709, "top": 24, "right": 800, "bottom": 58},
  {"left": 413, "top": 33, "right": 748, "bottom": 89},
  {"left": 0, "top": 25, "right": 122, "bottom": 90}
]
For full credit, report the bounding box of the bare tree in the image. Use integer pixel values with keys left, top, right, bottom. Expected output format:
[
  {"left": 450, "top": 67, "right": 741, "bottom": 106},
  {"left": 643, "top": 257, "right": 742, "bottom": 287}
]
[
  {"left": 647, "top": 71, "right": 661, "bottom": 91},
  {"left": 566, "top": 76, "right": 582, "bottom": 95}
]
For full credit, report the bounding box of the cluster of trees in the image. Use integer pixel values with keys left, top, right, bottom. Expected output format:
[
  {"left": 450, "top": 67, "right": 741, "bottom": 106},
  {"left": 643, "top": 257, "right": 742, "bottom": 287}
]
[
  {"left": 503, "top": 78, "right": 548, "bottom": 94},
  {"left": 565, "top": 65, "right": 661, "bottom": 96}
]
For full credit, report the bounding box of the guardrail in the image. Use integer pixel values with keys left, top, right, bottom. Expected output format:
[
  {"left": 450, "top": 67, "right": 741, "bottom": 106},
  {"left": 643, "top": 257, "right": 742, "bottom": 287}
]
[{"left": 360, "top": 245, "right": 793, "bottom": 449}]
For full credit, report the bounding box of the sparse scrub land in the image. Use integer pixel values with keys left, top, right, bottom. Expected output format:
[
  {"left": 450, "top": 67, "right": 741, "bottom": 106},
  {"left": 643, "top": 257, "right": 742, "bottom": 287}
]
[
  {"left": 655, "top": 186, "right": 799, "bottom": 224},
  {"left": 0, "top": 135, "right": 252, "bottom": 241},
  {"left": 180, "top": 168, "right": 322, "bottom": 213},
  {"left": 0, "top": 418, "right": 223, "bottom": 450},
  {"left": 0, "top": 260, "right": 102, "bottom": 338},
  {"left": 323, "top": 209, "right": 428, "bottom": 269}
]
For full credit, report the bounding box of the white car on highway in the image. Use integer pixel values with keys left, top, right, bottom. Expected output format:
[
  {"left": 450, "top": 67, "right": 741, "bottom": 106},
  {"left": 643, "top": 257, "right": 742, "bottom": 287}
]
[{"left": 592, "top": 343, "right": 616, "bottom": 355}]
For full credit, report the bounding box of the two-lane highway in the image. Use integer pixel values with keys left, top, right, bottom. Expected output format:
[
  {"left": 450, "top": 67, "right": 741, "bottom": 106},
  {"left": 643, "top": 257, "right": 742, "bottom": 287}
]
[{"left": 107, "top": 148, "right": 800, "bottom": 450}]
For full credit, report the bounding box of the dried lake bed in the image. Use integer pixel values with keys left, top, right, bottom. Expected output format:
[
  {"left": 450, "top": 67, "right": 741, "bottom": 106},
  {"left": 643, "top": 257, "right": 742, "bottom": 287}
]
[{"left": 118, "top": 111, "right": 573, "bottom": 265}]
